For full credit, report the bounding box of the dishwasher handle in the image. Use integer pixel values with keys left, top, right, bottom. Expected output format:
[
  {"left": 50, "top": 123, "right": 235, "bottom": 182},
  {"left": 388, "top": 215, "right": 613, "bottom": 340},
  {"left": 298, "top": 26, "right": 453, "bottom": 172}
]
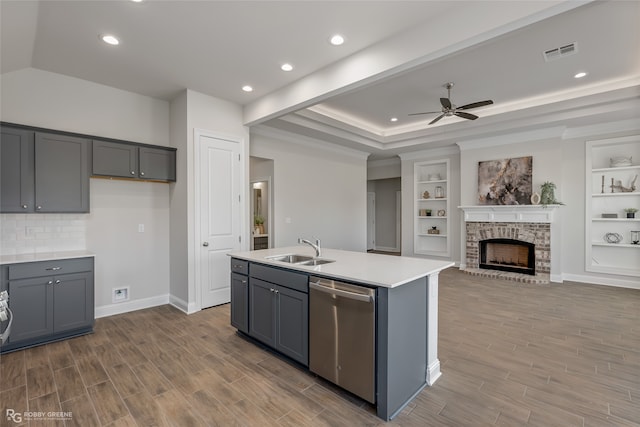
[{"left": 310, "top": 281, "right": 374, "bottom": 303}]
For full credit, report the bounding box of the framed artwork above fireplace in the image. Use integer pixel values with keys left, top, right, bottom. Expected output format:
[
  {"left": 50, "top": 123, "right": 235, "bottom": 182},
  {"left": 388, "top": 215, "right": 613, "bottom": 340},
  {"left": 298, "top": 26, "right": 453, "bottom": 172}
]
[{"left": 478, "top": 156, "right": 532, "bottom": 205}]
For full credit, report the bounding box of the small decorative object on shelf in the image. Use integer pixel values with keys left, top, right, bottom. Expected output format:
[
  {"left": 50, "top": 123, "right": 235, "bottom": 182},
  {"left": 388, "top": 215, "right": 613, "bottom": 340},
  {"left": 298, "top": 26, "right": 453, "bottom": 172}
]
[
  {"left": 437, "top": 209, "right": 446, "bottom": 216},
  {"left": 422, "top": 190, "right": 430, "bottom": 199},
  {"left": 610, "top": 156, "right": 632, "bottom": 167},
  {"left": 624, "top": 208, "right": 638, "bottom": 218},
  {"left": 601, "top": 213, "right": 618, "bottom": 218},
  {"left": 427, "top": 226, "right": 440, "bottom": 235},
  {"left": 604, "top": 232, "right": 623, "bottom": 244},
  {"left": 601, "top": 175, "right": 605, "bottom": 194},
  {"left": 435, "top": 186, "right": 445, "bottom": 198},
  {"left": 428, "top": 173, "right": 441, "bottom": 181},
  {"left": 610, "top": 175, "right": 638, "bottom": 193},
  {"left": 631, "top": 230, "right": 640, "bottom": 245},
  {"left": 418, "top": 209, "right": 432, "bottom": 217},
  {"left": 530, "top": 192, "right": 541, "bottom": 205},
  {"left": 540, "top": 181, "right": 562, "bottom": 205}
]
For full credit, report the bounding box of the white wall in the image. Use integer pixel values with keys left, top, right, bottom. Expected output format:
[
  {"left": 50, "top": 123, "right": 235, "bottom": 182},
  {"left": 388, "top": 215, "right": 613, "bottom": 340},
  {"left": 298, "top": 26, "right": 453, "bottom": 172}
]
[
  {"left": 250, "top": 127, "right": 368, "bottom": 251},
  {"left": 0, "top": 68, "right": 172, "bottom": 315},
  {"left": 169, "top": 89, "right": 249, "bottom": 313}
]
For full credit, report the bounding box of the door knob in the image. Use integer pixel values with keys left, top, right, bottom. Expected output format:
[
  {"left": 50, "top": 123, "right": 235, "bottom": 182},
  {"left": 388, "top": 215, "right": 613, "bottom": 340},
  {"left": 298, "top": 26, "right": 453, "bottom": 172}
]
[{"left": 202, "top": 242, "right": 209, "bottom": 247}]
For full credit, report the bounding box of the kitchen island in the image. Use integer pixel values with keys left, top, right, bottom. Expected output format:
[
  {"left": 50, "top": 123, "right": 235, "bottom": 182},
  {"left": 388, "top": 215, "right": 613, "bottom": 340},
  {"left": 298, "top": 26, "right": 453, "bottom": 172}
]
[{"left": 229, "top": 246, "right": 453, "bottom": 420}]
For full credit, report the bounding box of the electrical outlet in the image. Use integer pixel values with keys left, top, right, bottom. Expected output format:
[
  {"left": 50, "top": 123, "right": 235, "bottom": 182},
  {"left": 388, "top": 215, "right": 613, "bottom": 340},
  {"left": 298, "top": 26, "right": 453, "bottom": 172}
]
[{"left": 112, "top": 287, "right": 130, "bottom": 303}]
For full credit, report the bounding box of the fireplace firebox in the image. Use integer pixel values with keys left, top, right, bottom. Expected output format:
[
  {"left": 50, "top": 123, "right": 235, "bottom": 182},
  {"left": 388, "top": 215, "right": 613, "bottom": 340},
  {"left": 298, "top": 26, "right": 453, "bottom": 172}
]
[{"left": 479, "top": 238, "right": 535, "bottom": 276}]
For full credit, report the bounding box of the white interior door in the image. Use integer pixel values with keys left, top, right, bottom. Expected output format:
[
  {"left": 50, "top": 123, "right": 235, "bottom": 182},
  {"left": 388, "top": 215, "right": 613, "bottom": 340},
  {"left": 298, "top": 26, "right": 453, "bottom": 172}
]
[{"left": 199, "top": 134, "right": 242, "bottom": 308}]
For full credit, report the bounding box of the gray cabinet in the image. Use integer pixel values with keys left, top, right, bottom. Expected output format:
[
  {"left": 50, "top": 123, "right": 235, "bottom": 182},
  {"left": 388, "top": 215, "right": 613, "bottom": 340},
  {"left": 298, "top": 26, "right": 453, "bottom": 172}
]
[
  {"left": 35, "top": 132, "right": 91, "bottom": 212},
  {"left": 1, "top": 257, "right": 94, "bottom": 353},
  {"left": 247, "top": 263, "right": 308, "bottom": 365},
  {"left": 92, "top": 140, "right": 176, "bottom": 182},
  {"left": 230, "top": 258, "right": 249, "bottom": 333},
  {"left": 0, "top": 127, "right": 90, "bottom": 213},
  {"left": 0, "top": 127, "right": 34, "bottom": 212}
]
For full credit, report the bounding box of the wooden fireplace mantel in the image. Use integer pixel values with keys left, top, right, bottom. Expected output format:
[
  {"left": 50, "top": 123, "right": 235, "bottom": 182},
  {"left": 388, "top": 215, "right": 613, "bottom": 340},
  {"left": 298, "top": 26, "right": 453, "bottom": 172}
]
[{"left": 459, "top": 205, "right": 562, "bottom": 224}]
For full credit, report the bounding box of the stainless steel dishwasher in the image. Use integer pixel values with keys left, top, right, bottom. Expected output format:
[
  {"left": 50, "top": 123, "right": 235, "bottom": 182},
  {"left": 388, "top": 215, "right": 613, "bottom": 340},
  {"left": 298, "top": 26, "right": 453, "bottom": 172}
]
[{"left": 309, "top": 276, "right": 376, "bottom": 403}]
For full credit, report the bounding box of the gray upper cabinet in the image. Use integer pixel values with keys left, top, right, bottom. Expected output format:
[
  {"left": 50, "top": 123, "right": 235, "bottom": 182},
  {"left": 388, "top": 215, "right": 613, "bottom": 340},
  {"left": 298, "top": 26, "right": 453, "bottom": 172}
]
[
  {"left": 92, "top": 140, "right": 176, "bottom": 182},
  {"left": 35, "top": 132, "right": 90, "bottom": 213},
  {"left": 1, "top": 127, "right": 90, "bottom": 213},
  {"left": 0, "top": 127, "right": 34, "bottom": 212},
  {"left": 92, "top": 140, "right": 138, "bottom": 178}
]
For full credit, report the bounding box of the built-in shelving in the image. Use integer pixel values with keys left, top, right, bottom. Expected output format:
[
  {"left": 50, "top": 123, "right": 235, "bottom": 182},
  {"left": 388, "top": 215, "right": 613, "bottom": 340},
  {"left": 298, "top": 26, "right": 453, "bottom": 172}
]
[
  {"left": 586, "top": 135, "right": 640, "bottom": 276},
  {"left": 414, "top": 159, "right": 450, "bottom": 257}
]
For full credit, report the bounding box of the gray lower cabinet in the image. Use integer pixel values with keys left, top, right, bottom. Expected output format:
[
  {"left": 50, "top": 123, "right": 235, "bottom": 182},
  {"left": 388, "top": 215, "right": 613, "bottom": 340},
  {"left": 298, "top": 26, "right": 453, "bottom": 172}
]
[
  {"left": 243, "top": 263, "right": 309, "bottom": 366},
  {"left": 230, "top": 258, "right": 249, "bottom": 334},
  {"left": 0, "top": 127, "right": 90, "bottom": 213},
  {"left": 1, "top": 257, "right": 94, "bottom": 353},
  {"left": 92, "top": 140, "right": 176, "bottom": 182}
]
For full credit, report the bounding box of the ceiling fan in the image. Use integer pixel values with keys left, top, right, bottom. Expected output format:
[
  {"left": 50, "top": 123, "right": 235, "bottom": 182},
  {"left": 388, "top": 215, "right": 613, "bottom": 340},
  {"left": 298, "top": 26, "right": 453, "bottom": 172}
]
[{"left": 409, "top": 82, "right": 493, "bottom": 125}]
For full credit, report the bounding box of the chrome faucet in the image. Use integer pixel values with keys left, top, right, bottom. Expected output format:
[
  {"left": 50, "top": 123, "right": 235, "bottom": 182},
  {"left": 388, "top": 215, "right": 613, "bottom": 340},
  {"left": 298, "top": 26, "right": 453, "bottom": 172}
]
[{"left": 298, "top": 237, "right": 321, "bottom": 258}]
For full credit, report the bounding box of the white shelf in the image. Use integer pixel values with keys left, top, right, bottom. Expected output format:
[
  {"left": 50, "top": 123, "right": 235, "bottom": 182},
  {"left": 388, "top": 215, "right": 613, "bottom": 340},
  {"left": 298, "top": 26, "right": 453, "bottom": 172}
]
[
  {"left": 592, "top": 218, "right": 640, "bottom": 222},
  {"left": 592, "top": 165, "right": 640, "bottom": 173},
  {"left": 592, "top": 192, "right": 639, "bottom": 197},
  {"left": 592, "top": 242, "right": 640, "bottom": 248},
  {"left": 414, "top": 159, "right": 450, "bottom": 258},
  {"left": 586, "top": 135, "right": 640, "bottom": 276}
]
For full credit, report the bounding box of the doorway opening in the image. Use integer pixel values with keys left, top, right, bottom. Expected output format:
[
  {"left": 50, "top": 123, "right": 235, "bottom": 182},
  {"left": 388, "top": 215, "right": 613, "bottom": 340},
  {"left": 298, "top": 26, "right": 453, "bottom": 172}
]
[{"left": 250, "top": 157, "right": 274, "bottom": 250}]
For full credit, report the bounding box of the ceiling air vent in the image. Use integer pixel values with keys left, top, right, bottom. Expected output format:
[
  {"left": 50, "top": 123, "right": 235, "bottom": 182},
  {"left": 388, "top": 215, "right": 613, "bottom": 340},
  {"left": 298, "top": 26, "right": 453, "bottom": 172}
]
[{"left": 543, "top": 42, "right": 578, "bottom": 62}]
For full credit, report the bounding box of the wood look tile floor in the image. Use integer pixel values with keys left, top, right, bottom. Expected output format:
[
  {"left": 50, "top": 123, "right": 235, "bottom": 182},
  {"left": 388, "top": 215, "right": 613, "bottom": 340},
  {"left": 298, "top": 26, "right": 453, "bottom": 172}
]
[{"left": 1, "top": 268, "right": 639, "bottom": 426}]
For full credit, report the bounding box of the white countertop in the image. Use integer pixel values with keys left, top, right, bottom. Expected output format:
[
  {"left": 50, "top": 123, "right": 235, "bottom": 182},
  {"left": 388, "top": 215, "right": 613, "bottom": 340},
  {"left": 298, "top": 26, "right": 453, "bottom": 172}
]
[
  {"left": 0, "top": 250, "right": 95, "bottom": 266},
  {"left": 229, "top": 246, "right": 454, "bottom": 288}
]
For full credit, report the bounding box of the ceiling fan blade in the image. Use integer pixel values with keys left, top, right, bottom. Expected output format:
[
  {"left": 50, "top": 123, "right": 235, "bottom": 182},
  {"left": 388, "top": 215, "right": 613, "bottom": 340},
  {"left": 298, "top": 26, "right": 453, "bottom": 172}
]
[
  {"left": 429, "top": 114, "right": 446, "bottom": 125},
  {"left": 408, "top": 111, "right": 441, "bottom": 116},
  {"left": 457, "top": 100, "right": 494, "bottom": 110},
  {"left": 440, "top": 97, "right": 452, "bottom": 109},
  {"left": 455, "top": 111, "right": 478, "bottom": 120}
]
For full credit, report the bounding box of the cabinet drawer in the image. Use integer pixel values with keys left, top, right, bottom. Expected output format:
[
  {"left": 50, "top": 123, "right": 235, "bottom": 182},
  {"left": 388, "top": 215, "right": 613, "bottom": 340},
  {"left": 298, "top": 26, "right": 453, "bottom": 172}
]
[
  {"left": 9, "top": 258, "right": 94, "bottom": 280},
  {"left": 230, "top": 258, "right": 249, "bottom": 275},
  {"left": 250, "top": 263, "right": 308, "bottom": 293}
]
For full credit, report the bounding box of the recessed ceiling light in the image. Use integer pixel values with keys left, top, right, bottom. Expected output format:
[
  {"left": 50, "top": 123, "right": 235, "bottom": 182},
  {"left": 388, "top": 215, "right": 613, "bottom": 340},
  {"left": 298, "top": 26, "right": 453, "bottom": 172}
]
[
  {"left": 390, "top": 117, "right": 398, "bottom": 122},
  {"left": 131, "top": 0, "right": 143, "bottom": 2},
  {"left": 329, "top": 34, "right": 345, "bottom": 46},
  {"left": 101, "top": 35, "right": 120, "bottom": 46},
  {"left": 281, "top": 63, "right": 293, "bottom": 72},
  {"left": 574, "top": 72, "right": 587, "bottom": 79},
  {"left": 242, "top": 85, "right": 253, "bottom": 92}
]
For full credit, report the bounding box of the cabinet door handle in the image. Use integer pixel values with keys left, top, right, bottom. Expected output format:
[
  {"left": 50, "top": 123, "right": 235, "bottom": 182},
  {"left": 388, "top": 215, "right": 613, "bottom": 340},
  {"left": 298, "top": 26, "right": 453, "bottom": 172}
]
[
  {"left": 269, "top": 288, "right": 275, "bottom": 292},
  {"left": 241, "top": 280, "right": 247, "bottom": 284},
  {"left": 54, "top": 280, "right": 61, "bottom": 285},
  {"left": 21, "top": 204, "right": 28, "bottom": 209},
  {"left": 46, "top": 267, "right": 62, "bottom": 271},
  {"left": 36, "top": 205, "right": 42, "bottom": 210},
  {"left": 274, "top": 289, "right": 279, "bottom": 294},
  {"left": 47, "top": 280, "right": 53, "bottom": 285},
  {"left": 131, "top": 171, "right": 136, "bottom": 175},
  {"left": 140, "top": 171, "right": 145, "bottom": 176}
]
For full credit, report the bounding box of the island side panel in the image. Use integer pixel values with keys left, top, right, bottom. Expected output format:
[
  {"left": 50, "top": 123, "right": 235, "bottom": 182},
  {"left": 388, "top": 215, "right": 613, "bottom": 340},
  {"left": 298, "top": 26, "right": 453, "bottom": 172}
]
[
  {"left": 426, "top": 272, "right": 442, "bottom": 385},
  {"left": 376, "top": 276, "right": 428, "bottom": 420}
]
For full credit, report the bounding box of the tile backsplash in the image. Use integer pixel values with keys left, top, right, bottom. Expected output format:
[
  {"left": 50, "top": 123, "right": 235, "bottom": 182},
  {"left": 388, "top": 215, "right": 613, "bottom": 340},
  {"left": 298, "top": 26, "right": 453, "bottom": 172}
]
[{"left": 0, "top": 214, "right": 87, "bottom": 255}]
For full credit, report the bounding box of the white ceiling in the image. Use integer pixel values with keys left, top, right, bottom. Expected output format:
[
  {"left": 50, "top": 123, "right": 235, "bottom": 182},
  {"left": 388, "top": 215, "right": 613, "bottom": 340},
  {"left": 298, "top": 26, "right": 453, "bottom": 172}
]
[{"left": 2, "top": 1, "right": 639, "bottom": 159}]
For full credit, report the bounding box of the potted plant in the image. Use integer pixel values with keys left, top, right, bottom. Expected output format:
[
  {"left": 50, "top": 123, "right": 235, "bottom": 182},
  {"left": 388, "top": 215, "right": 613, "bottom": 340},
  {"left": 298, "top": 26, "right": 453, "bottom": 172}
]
[
  {"left": 254, "top": 214, "right": 265, "bottom": 233},
  {"left": 624, "top": 208, "right": 638, "bottom": 219},
  {"left": 540, "top": 181, "right": 563, "bottom": 206}
]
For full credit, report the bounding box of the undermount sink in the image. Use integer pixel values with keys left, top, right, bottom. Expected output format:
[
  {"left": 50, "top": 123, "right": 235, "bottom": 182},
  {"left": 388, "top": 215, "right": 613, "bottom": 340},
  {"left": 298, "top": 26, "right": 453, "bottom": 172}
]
[
  {"left": 298, "top": 259, "right": 334, "bottom": 266},
  {"left": 265, "top": 254, "right": 313, "bottom": 263},
  {"left": 265, "top": 254, "right": 335, "bottom": 266}
]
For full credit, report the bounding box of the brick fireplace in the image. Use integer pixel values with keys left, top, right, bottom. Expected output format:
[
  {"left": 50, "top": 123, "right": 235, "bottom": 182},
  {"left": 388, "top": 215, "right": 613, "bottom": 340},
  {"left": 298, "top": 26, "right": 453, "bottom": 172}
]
[{"left": 460, "top": 205, "right": 560, "bottom": 284}]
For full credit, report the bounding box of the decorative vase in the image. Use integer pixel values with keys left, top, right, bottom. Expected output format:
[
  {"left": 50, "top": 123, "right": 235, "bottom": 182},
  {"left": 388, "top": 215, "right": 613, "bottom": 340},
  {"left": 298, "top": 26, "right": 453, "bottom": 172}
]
[{"left": 628, "top": 213, "right": 636, "bottom": 219}]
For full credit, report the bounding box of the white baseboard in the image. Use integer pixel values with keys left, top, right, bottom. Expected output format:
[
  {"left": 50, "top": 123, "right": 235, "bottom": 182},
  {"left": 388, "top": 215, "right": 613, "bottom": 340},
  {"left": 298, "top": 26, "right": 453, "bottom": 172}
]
[
  {"left": 426, "top": 359, "right": 442, "bottom": 386},
  {"left": 95, "top": 294, "right": 170, "bottom": 318},
  {"left": 374, "top": 246, "right": 400, "bottom": 253},
  {"left": 562, "top": 273, "right": 640, "bottom": 290},
  {"left": 169, "top": 295, "right": 200, "bottom": 314}
]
